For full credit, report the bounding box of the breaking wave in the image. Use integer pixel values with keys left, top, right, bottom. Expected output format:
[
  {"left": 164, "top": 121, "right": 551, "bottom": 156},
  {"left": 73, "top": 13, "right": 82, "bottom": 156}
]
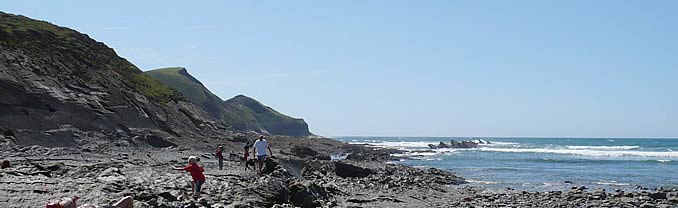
[
  {"left": 566, "top": 145, "right": 640, "bottom": 150},
  {"left": 476, "top": 147, "right": 678, "bottom": 158}
]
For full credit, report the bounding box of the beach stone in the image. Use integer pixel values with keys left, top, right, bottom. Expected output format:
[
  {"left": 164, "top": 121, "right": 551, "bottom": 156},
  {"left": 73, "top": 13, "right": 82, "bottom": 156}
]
[
  {"left": 438, "top": 142, "right": 450, "bottom": 148},
  {"left": 570, "top": 188, "right": 583, "bottom": 194},
  {"left": 158, "top": 192, "right": 177, "bottom": 202},
  {"left": 639, "top": 196, "right": 652, "bottom": 201},
  {"left": 314, "top": 154, "right": 331, "bottom": 160},
  {"left": 143, "top": 134, "right": 177, "bottom": 148},
  {"left": 649, "top": 192, "right": 667, "bottom": 200},
  {"left": 289, "top": 181, "right": 328, "bottom": 208},
  {"left": 640, "top": 203, "right": 658, "bottom": 208},
  {"left": 335, "top": 162, "right": 372, "bottom": 178},
  {"left": 263, "top": 157, "right": 281, "bottom": 175},
  {"left": 613, "top": 191, "right": 625, "bottom": 198},
  {"left": 271, "top": 204, "right": 295, "bottom": 208},
  {"left": 291, "top": 146, "right": 319, "bottom": 157},
  {"left": 592, "top": 188, "right": 607, "bottom": 200},
  {"left": 211, "top": 203, "right": 226, "bottom": 208},
  {"left": 290, "top": 146, "right": 330, "bottom": 160},
  {"left": 621, "top": 197, "right": 641, "bottom": 207}
]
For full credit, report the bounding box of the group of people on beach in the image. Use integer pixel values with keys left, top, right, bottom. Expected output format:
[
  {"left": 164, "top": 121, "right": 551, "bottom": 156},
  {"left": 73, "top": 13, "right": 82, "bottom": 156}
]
[
  {"left": 47, "top": 135, "right": 273, "bottom": 207},
  {"left": 173, "top": 135, "right": 273, "bottom": 199}
]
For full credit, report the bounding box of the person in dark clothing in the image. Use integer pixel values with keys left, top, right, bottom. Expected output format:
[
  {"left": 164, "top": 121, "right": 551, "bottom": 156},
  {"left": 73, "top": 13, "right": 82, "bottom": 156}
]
[
  {"left": 215, "top": 145, "right": 224, "bottom": 170},
  {"left": 244, "top": 142, "right": 251, "bottom": 170}
]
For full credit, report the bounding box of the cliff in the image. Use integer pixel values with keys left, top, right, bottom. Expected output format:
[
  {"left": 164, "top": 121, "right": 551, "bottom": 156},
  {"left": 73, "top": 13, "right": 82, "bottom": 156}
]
[
  {"left": 0, "top": 12, "right": 226, "bottom": 146},
  {"left": 146, "top": 67, "right": 313, "bottom": 136}
]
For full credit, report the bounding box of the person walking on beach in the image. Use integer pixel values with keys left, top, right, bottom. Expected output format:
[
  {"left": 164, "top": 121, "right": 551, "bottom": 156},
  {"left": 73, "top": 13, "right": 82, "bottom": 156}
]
[
  {"left": 215, "top": 145, "right": 224, "bottom": 170},
  {"left": 173, "top": 156, "right": 205, "bottom": 198},
  {"left": 252, "top": 135, "right": 273, "bottom": 175},
  {"left": 244, "top": 141, "right": 251, "bottom": 170}
]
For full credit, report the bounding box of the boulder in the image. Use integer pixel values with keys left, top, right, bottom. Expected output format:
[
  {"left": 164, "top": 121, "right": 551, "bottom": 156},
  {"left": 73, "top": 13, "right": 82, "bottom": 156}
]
[
  {"left": 242, "top": 176, "right": 290, "bottom": 207},
  {"left": 289, "top": 181, "right": 329, "bottom": 208},
  {"left": 314, "top": 154, "right": 331, "bottom": 160},
  {"left": 461, "top": 141, "right": 478, "bottom": 148},
  {"left": 450, "top": 140, "right": 460, "bottom": 148},
  {"left": 343, "top": 145, "right": 402, "bottom": 161},
  {"left": 263, "top": 157, "right": 284, "bottom": 175},
  {"left": 157, "top": 192, "right": 177, "bottom": 202},
  {"left": 229, "top": 134, "right": 250, "bottom": 143},
  {"left": 649, "top": 192, "right": 667, "bottom": 200},
  {"left": 429, "top": 140, "right": 479, "bottom": 149},
  {"left": 143, "top": 134, "right": 176, "bottom": 148},
  {"left": 640, "top": 203, "right": 657, "bottom": 208},
  {"left": 1, "top": 160, "right": 9, "bottom": 169},
  {"left": 592, "top": 188, "right": 607, "bottom": 200},
  {"left": 335, "top": 162, "right": 372, "bottom": 178},
  {"left": 291, "top": 146, "right": 332, "bottom": 160}
]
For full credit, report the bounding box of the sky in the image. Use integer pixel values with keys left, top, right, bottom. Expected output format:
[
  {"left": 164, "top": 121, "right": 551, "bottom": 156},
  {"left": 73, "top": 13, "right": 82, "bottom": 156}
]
[{"left": 2, "top": 1, "right": 677, "bottom": 138}]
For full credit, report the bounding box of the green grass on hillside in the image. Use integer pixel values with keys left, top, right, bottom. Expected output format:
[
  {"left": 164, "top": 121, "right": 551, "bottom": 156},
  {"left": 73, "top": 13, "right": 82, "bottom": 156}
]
[
  {"left": 145, "top": 67, "right": 212, "bottom": 104},
  {"left": 0, "top": 12, "right": 75, "bottom": 37},
  {"left": 145, "top": 67, "right": 311, "bottom": 136},
  {"left": 0, "top": 12, "right": 182, "bottom": 105},
  {"left": 131, "top": 73, "right": 184, "bottom": 104}
]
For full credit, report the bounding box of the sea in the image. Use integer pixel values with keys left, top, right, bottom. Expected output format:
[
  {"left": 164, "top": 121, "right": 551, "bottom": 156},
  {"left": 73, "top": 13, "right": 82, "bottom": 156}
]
[{"left": 334, "top": 137, "right": 678, "bottom": 192}]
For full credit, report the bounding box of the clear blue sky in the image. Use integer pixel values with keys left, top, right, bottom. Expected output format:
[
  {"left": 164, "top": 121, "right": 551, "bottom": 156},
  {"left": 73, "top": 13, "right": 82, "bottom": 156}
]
[{"left": 3, "top": 1, "right": 677, "bottom": 138}]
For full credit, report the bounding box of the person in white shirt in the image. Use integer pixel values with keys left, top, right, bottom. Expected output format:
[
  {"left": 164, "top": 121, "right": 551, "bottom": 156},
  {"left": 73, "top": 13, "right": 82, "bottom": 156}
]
[{"left": 252, "top": 135, "right": 273, "bottom": 175}]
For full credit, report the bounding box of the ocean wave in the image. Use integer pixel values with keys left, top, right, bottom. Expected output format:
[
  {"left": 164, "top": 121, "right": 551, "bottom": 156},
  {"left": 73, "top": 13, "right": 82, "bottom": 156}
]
[
  {"left": 391, "top": 149, "right": 460, "bottom": 159},
  {"left": 467, "top": 179, "right": 501, "bottom": 185},
  {"left": 566, "top": 145, "right": 640, "bottom": 150},
  {"left": 595, "top": 180, "right": 630, "bottom": 186},
  {"left": 348, "top": 141, "right": 436, "bottom": 149},
  {"left": 476, "top": 147, "right": 678, "bottom": 158},
  {"left": 434, "top": 148, "right": 460, "bottom": 153},
  {"left": 349, "top": 140, "right": 522, "bottom": 149},
  {"left": 480, "top": 141, "right": 521, "bottom": 147},
  {"left": 485, "top": 141, "right": 519, "bottom": 145},
  {"left": 391, "top": 152, "right": 438, "bottom": 157}
]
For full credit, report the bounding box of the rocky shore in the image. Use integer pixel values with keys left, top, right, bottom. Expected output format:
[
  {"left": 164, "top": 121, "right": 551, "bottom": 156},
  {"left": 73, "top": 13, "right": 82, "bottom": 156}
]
[{"left": 1, "top": 134, "right": 678, "bottom": 207}]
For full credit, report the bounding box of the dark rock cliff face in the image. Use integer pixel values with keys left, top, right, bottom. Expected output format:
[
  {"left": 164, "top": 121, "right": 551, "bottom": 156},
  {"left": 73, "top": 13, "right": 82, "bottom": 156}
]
[
  {"left": 0, "top": 12, "right": 226, "bottom": 146},
  {"left": 146, "top": 67, "right": 313, "bottom": 137}
]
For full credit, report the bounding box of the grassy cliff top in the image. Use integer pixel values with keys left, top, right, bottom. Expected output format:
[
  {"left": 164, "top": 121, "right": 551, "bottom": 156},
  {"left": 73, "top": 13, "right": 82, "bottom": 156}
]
[
  {"left": 0, "top": 11, "right": 182, "bottom": 104},
  {"left": 0, "top": 12, "right": 76, "bottom": 37},
  {"left": 145, "top": 67, "right": 211, "bottom": 104},
  {"left": 146, "top": 67, "right": 312, "bottom": 136}
]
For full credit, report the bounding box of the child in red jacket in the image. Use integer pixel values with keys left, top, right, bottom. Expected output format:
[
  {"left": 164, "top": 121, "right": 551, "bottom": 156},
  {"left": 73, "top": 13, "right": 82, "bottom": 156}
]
[{"left": 173, "top": 156, "right": 205, "bottom": 198}]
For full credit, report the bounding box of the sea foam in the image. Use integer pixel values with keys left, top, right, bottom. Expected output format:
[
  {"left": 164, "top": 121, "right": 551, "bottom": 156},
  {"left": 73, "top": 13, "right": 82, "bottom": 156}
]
[
  {"left": 476, "top": 147, "right": 678, "bottom": 158},
  {"left": 566, "top": 145, "right": 640, "bottom": 150},
  {"left": 348, "top": 141, "right": 436, "bottom": 149}
]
